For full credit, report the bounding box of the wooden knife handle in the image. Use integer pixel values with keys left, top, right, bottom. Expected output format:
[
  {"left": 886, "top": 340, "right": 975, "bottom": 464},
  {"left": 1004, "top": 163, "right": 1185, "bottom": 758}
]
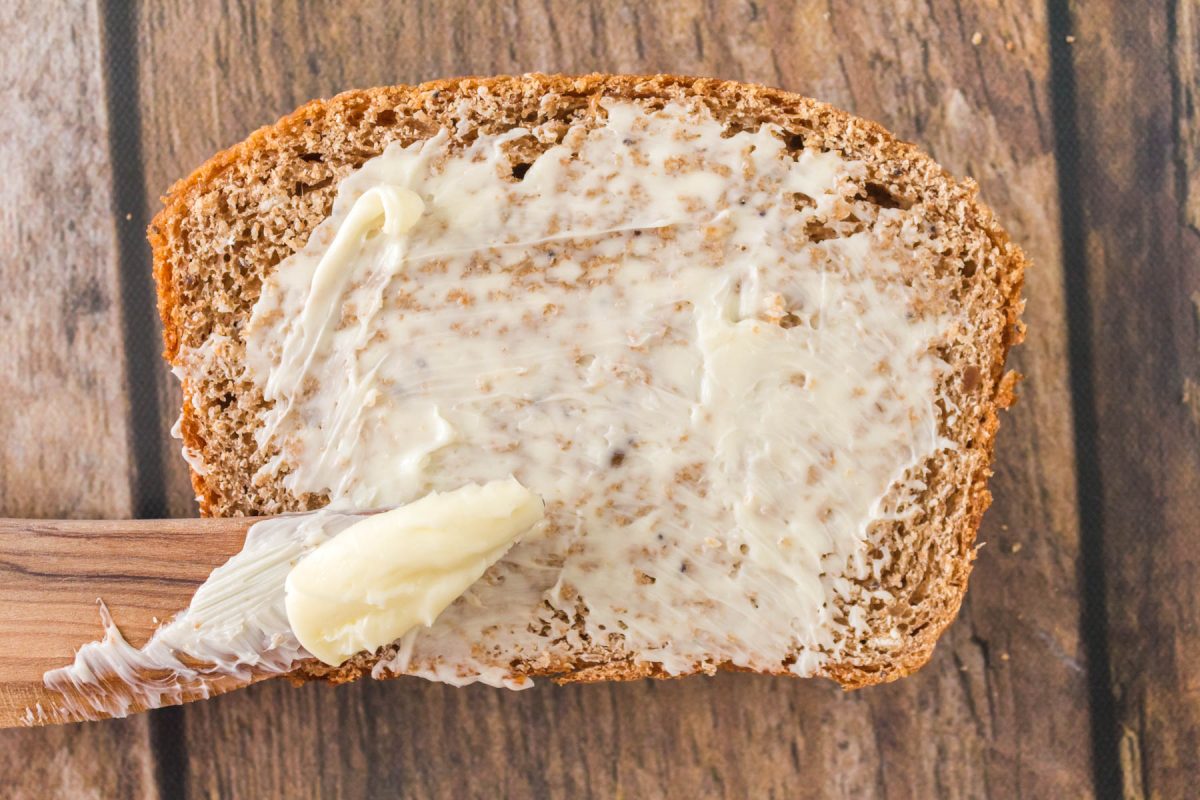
[{"left": 0, "top": 517, "right": 257, "bottom": 727}]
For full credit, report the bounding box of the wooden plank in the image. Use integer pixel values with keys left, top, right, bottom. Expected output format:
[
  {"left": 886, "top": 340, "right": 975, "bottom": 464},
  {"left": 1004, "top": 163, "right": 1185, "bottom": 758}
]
[
  {"left": 0, "top": 0, "right": 157, "bottom": 795},
  {"left": 1065, "top": 1, "right": 1200, "bottom": 795},
  {"left": 133, "top": 0, "right": 1089, "bottom": 796},
  {"left": 805, "top": 3, "right": 1091, "bottom": 796}
]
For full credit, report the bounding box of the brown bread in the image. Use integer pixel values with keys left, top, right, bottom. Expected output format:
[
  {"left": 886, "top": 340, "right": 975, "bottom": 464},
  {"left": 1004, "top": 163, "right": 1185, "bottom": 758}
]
[{"left": 149, "top": 74, "right": 1025, "bottom": 689}]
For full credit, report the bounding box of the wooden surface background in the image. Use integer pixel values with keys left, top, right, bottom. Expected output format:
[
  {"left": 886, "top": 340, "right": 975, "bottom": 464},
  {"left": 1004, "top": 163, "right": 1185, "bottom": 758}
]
[{"left": 0, "top": 0, "right": 1194, "bottom": 797}]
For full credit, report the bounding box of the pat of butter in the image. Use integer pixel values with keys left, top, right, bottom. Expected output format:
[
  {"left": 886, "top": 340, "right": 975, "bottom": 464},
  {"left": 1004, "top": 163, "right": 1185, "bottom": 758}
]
[
  {"left": 285, "top": 478, "right": 544, "bottom": 666},
  {"left": 264, "top": 185, "right": 425, "bottom": 408}
]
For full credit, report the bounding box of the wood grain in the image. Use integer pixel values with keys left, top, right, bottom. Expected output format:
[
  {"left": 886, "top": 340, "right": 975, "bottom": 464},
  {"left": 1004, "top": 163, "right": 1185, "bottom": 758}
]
[
  {"left": 0, "top": 517, "right": 256, "bottom": 726},
  {"left": 0, "top": 0, "right": 155, "bottom": 796},
  {"left": 812, "top": 3, "right": 1091, "bottom": 796},
  {"left": 129, "top": 1, "right": 1091, "bottom": 797},
  {"left": 1067, "top": 0, "right": 1200, "bottom": 795}
]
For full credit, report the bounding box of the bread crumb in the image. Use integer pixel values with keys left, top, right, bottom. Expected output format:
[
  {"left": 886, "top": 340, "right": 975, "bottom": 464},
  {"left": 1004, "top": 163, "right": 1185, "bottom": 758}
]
[
  {"left": 1065, "top": 35, "right": 1076, "bottom": 44},
  {"left": 1000, "top": 652, "right": 1010, "bottom": 661},
  {"left": 1004, "top": 40, "right": 1015, "bottom": 52},
  {"left": 1011, "top": 542, "right": 1022, "bottom": 554},
  {"left": 971, "top": 32, "right": 983, "bottom": 46}
]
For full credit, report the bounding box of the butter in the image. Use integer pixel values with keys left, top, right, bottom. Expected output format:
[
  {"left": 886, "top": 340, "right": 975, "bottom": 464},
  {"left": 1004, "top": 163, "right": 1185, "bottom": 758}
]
[
  {"left": 284, "top": 478, "right": 544, "bottom": 666},
  {"left": 243, "top": 98, "right": 954, "bottom": 680},
  {"left": 34, "top": 483, "right": 541, "bottom": 723},
  {"left": 266, "top": 185, "right": 425, "bottom": 409}
]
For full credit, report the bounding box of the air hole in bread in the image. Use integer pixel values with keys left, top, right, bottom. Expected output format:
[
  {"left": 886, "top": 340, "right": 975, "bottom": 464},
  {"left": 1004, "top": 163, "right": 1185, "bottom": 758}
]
[
  {"left": 501, "top": 133, "right": 557, "bottom": 180},
  {"left": 294, "top": 177, "right": 333, "bottom": 196},
  {"left": 805, "top": 219, "right": 839, "bottom": 242},
  {"left": 908, "top": 574, "right": 932, "bottom": 604},
  {"left": 790, "top": 192, "right": 816, "bottom": 211},
  {"left": 861, "top": 181, "right": 912, "bottom": 210},
  {"left": 298, "top": 152, "right": 324, "bottom": 163},
  {"left": 718, "top": 116, "right": 756, "bottom": 138},
  {"left": 375, "top": 109, "right": 398, "bottom": 126}
]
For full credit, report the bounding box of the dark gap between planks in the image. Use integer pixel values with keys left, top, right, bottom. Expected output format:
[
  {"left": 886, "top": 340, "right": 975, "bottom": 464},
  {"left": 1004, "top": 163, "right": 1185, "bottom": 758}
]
[
  {"left": 100, "top": 0, "right": 189, "bottom": 795},
  {"left": 1047, "top": 0, "right": 1122, "bottom": 796}
]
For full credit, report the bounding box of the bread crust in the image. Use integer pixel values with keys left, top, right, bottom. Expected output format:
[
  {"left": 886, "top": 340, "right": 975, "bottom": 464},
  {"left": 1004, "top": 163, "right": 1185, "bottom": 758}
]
[{"left": 149, "top": 73, "right": 1026, "bottom": 690}]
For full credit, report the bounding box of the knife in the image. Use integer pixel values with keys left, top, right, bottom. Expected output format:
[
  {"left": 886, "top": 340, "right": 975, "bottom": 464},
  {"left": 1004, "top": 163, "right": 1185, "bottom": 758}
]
[{"left": 0, "top": 517, "right": 260, "bottom": 727}]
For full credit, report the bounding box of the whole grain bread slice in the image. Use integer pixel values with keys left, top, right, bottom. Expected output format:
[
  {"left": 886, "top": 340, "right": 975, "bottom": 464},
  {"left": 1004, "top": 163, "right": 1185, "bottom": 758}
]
[{"left": 149, "top": 73, "right": 1025, "bottom": 689}]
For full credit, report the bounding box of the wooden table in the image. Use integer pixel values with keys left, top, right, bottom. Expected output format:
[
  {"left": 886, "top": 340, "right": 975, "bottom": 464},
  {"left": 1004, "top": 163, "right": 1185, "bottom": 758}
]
[{"left": 1, "top": 1, "right": 1195, "bottom": 797}]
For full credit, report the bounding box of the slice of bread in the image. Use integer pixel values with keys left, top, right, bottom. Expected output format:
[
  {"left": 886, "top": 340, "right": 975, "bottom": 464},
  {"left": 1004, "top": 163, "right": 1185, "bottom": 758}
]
[{"left": 149, "top": 74, "right": 1025, "bottom": 689}]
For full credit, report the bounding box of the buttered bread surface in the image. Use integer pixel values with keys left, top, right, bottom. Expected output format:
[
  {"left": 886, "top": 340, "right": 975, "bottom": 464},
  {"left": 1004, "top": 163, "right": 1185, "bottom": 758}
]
[{"left": 151, "top": 75, "right": 1025, "bottom": 688}]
